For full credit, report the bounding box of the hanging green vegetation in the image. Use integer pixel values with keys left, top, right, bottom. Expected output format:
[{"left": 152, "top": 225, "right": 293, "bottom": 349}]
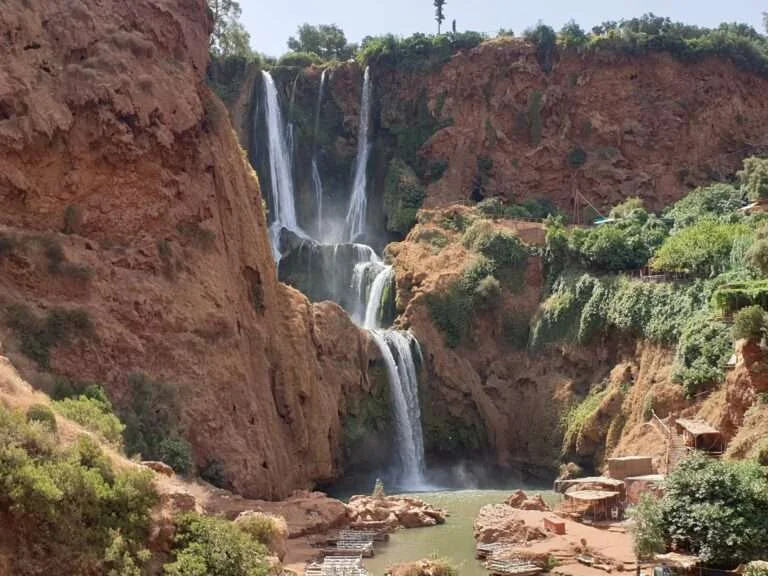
[{"left": 383, "top": 158, "right": 426, "bottom": 234}]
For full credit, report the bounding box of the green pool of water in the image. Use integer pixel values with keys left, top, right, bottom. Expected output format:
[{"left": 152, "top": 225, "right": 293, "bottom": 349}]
[{"left": 363, "top": 490, "right": 557, "bottom": 576}]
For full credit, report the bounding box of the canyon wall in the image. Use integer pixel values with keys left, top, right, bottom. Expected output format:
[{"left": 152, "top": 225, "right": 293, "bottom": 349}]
[
  {"left": 236, "top": 40, "right": 768, "bottom": 250},
  {"left": 223, "top": 42, "right": 768, "bottom": 479},
  {"left": 0, "top": 0, "right": 373, "bottom": 499}
]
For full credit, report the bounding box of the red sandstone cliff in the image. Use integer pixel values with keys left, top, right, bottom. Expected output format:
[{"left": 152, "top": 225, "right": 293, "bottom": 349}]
[{"left": 0, "top": 0, "right": 371, "bottom": 499}]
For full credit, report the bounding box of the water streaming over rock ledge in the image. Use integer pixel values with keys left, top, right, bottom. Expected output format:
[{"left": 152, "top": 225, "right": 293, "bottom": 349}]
[
  {"left": 345, "top": 66, "right": 372, "bottom": 243},
  {"left": 257, "top": 67, "right": 428, "bottom": 488},
  {"left": 260, "top": 70, "right": 306, "bottom": 261}
]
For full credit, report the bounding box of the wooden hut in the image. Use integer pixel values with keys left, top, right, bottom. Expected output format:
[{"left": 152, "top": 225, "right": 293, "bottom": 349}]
[
  {"left": 554, "top": 476, "right": 626, "bottom": 496},
  {"left": 561, "top": 490, "right": 623, "bottom": 522},
  {"left": 625, "top": 474, "right": 665, "bottom": 505},
  {"left": 607, "top": 456, "right": 654, "bottom": 480},
  {"left": 675, "top": 419, "right": 724, "bottom": 454}
]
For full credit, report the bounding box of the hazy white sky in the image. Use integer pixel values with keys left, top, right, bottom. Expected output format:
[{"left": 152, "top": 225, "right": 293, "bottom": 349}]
[{"left": 240, "top": 0, "right": 765, "bottom": 58}]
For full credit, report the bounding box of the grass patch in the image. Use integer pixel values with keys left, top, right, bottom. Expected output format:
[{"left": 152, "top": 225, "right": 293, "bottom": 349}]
[{"left": 562, "top": 386, "right": 608, "bottom": 454}]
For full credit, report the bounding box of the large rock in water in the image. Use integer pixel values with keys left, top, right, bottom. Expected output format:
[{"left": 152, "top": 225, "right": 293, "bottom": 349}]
[
  {"left": 0, "top": 0, "right": 372, "bottom": 499},
  {"left": 347, "top": 495, "right": 447, "bottom": 530}
]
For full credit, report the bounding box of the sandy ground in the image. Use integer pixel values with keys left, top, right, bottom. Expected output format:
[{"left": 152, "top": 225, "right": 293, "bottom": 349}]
[{"left": 509, "top": 510, "right": 637, "bottom": 576}]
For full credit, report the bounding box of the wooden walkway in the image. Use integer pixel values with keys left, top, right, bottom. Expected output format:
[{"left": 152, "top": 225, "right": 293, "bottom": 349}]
[
  {"left": 306, "top": 556, "right": 369, "bottom": 576},
  {"left": 488, "top": 558, "right": 541, "bottom": 576}
]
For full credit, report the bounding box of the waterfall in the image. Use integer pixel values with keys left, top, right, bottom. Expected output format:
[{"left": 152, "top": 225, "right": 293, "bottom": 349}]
[
  {"left": 261, "top": 71, "right": 305, "bottom": 260},
  {"left": 345, "top": 67, "right": 372, "bottom": 243},
  {"left": 311, "top": 69, "right": 328, "bottom": 234},
  {"left": 370, "top": 330, "right": 427, "bottom": 487},
  {"left": 363, "top": 266, "right": 394, "bottom": 330},
  {"left": 255, "top": 68, "right": 428, "bottom": 488},
  {"left": 311, "top": 160, "right": 324, "bottom": 234}
]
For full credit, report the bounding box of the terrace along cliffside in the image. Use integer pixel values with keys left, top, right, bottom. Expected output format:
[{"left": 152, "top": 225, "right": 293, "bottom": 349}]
[{"left": 0, "top": 0, "right": 372, "bottom": 499}]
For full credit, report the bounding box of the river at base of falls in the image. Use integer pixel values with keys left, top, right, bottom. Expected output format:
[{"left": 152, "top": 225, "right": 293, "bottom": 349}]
[{"left": 361, "top": 489, "right": 558, "bottom": 576}]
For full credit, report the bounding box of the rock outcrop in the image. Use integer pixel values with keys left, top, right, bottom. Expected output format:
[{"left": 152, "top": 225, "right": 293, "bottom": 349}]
[
  {"left": 347, "top": 495, "right": 448, "bottom": 530},
  {"left": 473, "top": 504, "right": 547, "bottom": 544},
  {"left": 0, "top": 0, "right": 370, "bottom": 499},
  {"left": 505, "top": 490, "right": 551, "bottom": 511}
]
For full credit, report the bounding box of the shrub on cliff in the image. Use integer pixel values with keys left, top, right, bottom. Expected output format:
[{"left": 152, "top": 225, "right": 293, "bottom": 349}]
[
  {"left": 673, "top": 312, "right": 732, "bottom": 396},
  {"left": 733, "top": 305, "right": 768, "bottom": 342},
  {"left": 664, "top": 183, "right": 744, "bottom": 232},
  {"left": 235, "top": 512, "right": 288, "bottom": 560},
  {"left": 120, "top": 373, "right": 193, "bottom": 475},
  {"left": 54, "top": 394, "right": 125, "bottom": 447},
  {"left": 426, "top": 256, "right": 500, "bottom": 347},
  {"left": 462, "top": 220, "right": 527, "bottom": 274},
  {"left": 524, "top": 23, "right": 557, "bottom": 72},
  {"left": 277, "top": 51, "right": 323, "bottom": 68},
  {"left": 740, "top": 156, "right": 768, "bottom": 201},
  {"left": 651, "top": 220, "right": 752, "bottom": 277},
  {"left": 0, "top": 405, "right": 157, "bottom": 574},
  {"left": 26, "top": 404, "right": 57, "bottom": 432},
  {"left": 4, "top": 303, "right": 93, "bottom": 369},
  {"left": 357, "top": 31, "right": 485, "bottom": 70},
  {"left": 384, "top": 158, "right": 426, "bottom": 234},
  {"left": 164, "top": 514, "right": 270, "bottom": 576}
]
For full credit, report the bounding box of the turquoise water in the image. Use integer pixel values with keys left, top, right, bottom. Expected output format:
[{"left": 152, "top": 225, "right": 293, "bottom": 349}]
[{"left": 362, "top": 490, "right": 557, "bottom": 576}]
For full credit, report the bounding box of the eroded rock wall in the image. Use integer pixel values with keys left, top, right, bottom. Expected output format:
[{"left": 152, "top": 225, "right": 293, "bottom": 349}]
[{"left": 0, "top": 0, "right": 370, "bottom": 499}]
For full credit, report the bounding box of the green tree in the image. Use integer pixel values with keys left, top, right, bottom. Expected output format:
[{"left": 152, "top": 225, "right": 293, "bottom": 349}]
[
  {"left": 651, "top": 220, "right": 752, "bottom": 277},
  {"left": 208, "top": 0, "right": 252, "bottom": 58},
  {"left": 434, "top": 0, "right": 447, "bottom": 34},
  {"left": 164, "top": 514, "right": 269, "bottom": 576},
  {"left": 629, "top": 494, "right": 665, "bottom": 576},
  {"left": 662, "top": 455, "right": 768, "bottom": 566},
  {"left": 559, "top": 20, "right": 588, "bottom": 48},
  {"left": 287, "top": 24, "right": 355, "bottom": 60},
  {"left": 763, "top": 12, "right": 768, "bottom": 34},
  {"left": 739, "top": 156, "right": 768, "bottom": 201},
  {"left": 747, "top": 236, "right": 768, "bottom": 275}
]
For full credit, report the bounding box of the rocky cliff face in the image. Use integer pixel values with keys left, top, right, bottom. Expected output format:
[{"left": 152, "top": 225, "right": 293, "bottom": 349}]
[
  {"left": 385, "top": 39, "right": 768, "bottom": 214},
  {"left": 240, "top": 40, "right": 768, "bottom": 249},
  {"left": 0, "top": 0, "right": 371, "bottom": 499}
]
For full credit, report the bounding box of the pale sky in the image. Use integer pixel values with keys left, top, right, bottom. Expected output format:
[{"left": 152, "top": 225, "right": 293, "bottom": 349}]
[{"left": 241, "top": 0, "right": 765, "bottom": 58}]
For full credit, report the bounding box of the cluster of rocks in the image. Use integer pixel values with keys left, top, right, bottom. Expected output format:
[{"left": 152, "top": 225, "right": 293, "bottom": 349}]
[{"left": 347, "top": 495, "right": 448, "bottom": 530}]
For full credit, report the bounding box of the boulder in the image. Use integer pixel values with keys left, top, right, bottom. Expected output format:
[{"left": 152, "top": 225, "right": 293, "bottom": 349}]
[
  {"left": 142, "top": 461, "right": 174, "bottom": 476},
  {"left": 474, "top": 504, "right": 547, "bottom": 544},
  {"left": 505, "top": 490, "right": 551, "bottom": 511}
]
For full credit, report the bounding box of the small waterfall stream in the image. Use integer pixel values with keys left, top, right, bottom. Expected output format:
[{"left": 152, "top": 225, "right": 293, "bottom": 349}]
[
  {"left": 345, "top": 66, "right": 372, "bottom": 243},
  {"left": 311, "top": 69, "right": 327, "bottom": 237},
  {"left": 258, "top": 67, "right": 427, "bottom": 488}
]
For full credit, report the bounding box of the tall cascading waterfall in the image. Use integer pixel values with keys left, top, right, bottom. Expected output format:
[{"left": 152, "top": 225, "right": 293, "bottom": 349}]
[
  {"left": 311, "top": 69, "right": 327, "bottom": 238},
  {"left": 345, "top": 66, "right": 372, "bottom": 243},
  {"left": 260, "top": 70, "right": 305, "bottom": 261},
  {"left": 255, "top": 67, "right": 428, "bottom": 488}
]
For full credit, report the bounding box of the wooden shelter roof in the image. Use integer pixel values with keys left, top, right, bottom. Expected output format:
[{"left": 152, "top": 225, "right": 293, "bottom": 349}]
[
  {"left": 676, "top": 418, "right": 720, "bottom": 437},
  {"left": 564, "top": 490, "right": 620, "bottom": 502},
  {"left": 559, "top": 476, "right": 625, "bottom": 488}
]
